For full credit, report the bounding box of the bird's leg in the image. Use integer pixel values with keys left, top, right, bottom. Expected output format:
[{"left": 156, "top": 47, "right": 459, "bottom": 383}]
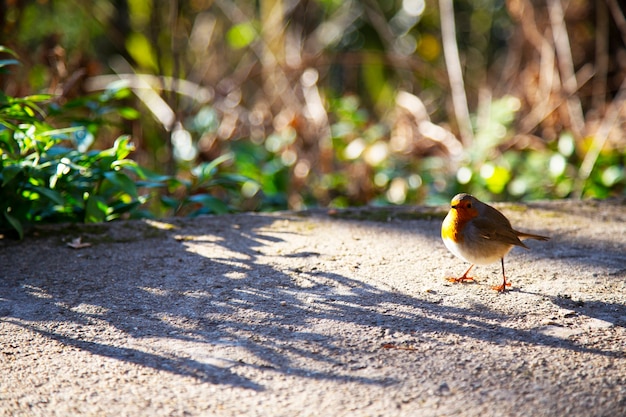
[
  {"left": 447, "top": 264, "right": 476, "bottom": 283},
  {"left": 491, "top": 258, "right": 511, "bottom": 292}
]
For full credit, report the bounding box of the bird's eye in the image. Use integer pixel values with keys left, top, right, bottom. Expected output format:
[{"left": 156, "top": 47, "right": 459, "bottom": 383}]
[{"left": 467, "top": 203, "right": 472, "bottom": 208}]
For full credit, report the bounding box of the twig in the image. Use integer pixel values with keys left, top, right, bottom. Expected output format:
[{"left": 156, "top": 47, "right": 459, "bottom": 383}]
[
  {"left": 107, "top": 58, "right": 176, "bottom": 131},
  {"left": 605, "top": 0, "right": 626, "bottom": 46},
  {"left": 519, "top": 64, "right": 594, "bottom": 134},
  {"left": 213, "top": 0, "right": 302, "bottom": 111},
  {"left": 396, "top": 91, "right": 464, "bottom": 160},
  {"left": 438, "top": 0, "right": 473, "bottom": 147},
  {"left": 592, "top": 0, "right": 609, "bottom": 114},
  {"left": 546, "top": 0, "right": 586, "bottom": 138},
  {"left": 85, "top": 73, "right": 214, "bottom": 104}
]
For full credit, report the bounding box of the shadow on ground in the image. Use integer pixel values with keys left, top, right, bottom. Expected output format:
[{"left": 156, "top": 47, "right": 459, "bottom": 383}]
[{"left": 1, "top": 204, "right": 624, "bottom": 392}]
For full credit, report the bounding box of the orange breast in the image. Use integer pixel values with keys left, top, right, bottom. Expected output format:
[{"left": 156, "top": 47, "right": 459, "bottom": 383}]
[{"left": 441, "top": 206, "right": 478, "bottom": 243}]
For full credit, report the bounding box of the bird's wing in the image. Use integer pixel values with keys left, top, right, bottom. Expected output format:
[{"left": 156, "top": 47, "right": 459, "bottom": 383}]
[{"left": 472, "top": 216, "right": 529, "bottom": 248}]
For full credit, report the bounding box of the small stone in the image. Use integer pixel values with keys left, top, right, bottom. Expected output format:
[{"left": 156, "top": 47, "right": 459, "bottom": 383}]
[{"left": 586, "top": 317, "right": 614, "bottom": 329}]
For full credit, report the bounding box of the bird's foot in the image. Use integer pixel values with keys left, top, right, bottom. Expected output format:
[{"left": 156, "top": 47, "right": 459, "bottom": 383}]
[
  {"left": 446, "top": 276, "right": 475, "bottom": 284},
  {"left": 491, "top": 282, "right": 511, "bottom": 292}
]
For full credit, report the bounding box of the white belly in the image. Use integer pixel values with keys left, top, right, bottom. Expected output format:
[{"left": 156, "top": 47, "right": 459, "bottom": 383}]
[{"left": 443, "top": 236, "right": 512, "bottom": 265}]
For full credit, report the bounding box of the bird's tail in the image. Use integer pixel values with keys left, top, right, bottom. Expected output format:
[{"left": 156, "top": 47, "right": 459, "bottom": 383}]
[{"left": 516, "top": 231, "right": 550, "bottom": 241}]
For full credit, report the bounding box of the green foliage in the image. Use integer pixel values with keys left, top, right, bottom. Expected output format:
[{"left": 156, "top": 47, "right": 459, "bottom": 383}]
[
  {"left": 1, "top": 0, "right": 624, "bottom": 222},
  {"left": 230, "top": 141, "right": 289, "bottom": 210},
  {"left": 155, "top": 153, "right": 250, "bottom": 217},
  {"left": 0, "top": 86, "right": 247, "bottom": 238},
  {"left": 0, "top": 50, "right": 248, "bottom": 238},
  {"left": 0, "top": 46, "right": 20, "bottom": 74},
  {"left": 0, "top": 88, "right": 144, "bottom": 237},
  {"left": 449, "top": 96, "right": 625, "bottom": 201}
]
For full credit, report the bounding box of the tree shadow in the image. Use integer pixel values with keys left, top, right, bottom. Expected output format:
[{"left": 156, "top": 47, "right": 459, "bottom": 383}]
[
  {"left": 549, "top": 296, "right": 626, "bottom": 328},
  {"left": 4, "top": 319, "right": 264, "bottom": 390},
  {"left": 322, "top": 203, "right": 626, "bottom": 272},
  {"left": 0, "top": 208, "right": 624, "bottom": 392}
]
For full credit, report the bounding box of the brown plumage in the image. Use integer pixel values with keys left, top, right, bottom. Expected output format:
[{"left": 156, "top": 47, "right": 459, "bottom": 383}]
[{"left": 441, "top": 193, "right": 549, "bottom": 292}]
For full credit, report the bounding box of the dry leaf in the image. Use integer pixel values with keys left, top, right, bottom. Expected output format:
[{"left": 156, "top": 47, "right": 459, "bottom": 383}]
[
  {"left": 66, "top": 237, "right": 92, "bottom": 249},
  {"left": 381, "top": 343, "right": 418, "bottom": 351}
]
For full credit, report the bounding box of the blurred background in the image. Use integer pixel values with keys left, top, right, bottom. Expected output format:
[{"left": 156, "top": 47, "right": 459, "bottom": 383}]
[{"left": 0, "top": 0, "right": 625, "bottom": 225}]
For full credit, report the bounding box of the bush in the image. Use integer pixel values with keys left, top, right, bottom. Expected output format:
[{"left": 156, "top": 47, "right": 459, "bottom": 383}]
[
  {"left": 0, "top": 78, "right": 145, "bottom": 237},
  {"left": 0, "top": 48, "right": 250, "bottom": 238}
]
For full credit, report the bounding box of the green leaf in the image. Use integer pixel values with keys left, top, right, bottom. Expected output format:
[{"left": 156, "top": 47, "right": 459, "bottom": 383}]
[
  {"left": 0, "top": 46, "right": 19, "bottom": 57},
  {"left": 226, "top": 22, "right": 257, "bottom": 49},
  {"left": 20, "top": 94, "right": 53, "bottom": 102},
  {"left": 109, "top": 162, "right": 136, "bottom": 176},
  {"left": 1, "top": 164, "right": 22, "bottom": 185},
  {"left": 125, "top": 32, "right": 158, "bottom": 71},
  {"left": 0, "top": 59, "right": 20, "bottom": 69},
  {"left": 125, "top": 164, "right": 171, "bottom": 182},
  {"left": 85, "top": 195, "right": 107, "bottom": 223},
  {"left": 213, "top": 173, "right": 250, "bottom": 186},
  {"left": 135, "top": 180, "right": 168, "bottom": 189},
  {"left": 112, "top": 135, "right": 134, "bottom": 160},
  {"left": 96, "top": 155, "right": 117, "bottom": 171},
  {"left": 193, "top": 153, "right": 233, "bottom": 184},
  {"left": 168, "top": 177, "right": 191, "bottom": 191},
  {"left": 103, "top": 171, "right": 138, "bottom": 198},
  {"left": 102, "top": 79, "right": 131, "bottom": 100},
  {"left": 40, "top": 126, "right": 83, "bottom": 138},
  {"left": 107, "top": 200, "right": 142, "bottom": 219},
  {"left": 160, "top": 195, "right": 181, "bottom": 209},
  {"left": 32, "top": 186, "right": 66, "bottom": 205},
  {"left": 483, "top": 165, "right": 511, "bottom": 194},
  {"left": 187, "top": 194, "right": 230, "bottom": 214},
  {"left": 117, "top": 107, "right": 140, "bottom": 120},
  {"left": 3, "top": 210, "right": 23, "bottom": 239}
]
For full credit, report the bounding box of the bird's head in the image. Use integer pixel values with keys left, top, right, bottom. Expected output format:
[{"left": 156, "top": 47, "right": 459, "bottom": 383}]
[{"left": 449, "top": 193, "right": 481, "bottom": 221}]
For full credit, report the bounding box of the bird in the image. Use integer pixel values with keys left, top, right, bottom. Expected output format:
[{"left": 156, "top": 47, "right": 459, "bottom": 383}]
[{"left": 441, "top": 193, "right": 550, "bottom": 292}]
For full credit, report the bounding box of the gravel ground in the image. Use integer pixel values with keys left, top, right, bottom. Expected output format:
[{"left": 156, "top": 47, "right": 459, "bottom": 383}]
[{"left": 1, "top": 199, "right": 625, "bottom": 417}]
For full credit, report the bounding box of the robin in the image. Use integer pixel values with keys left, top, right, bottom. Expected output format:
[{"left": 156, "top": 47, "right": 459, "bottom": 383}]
[{"left": 441, "top": 193, "right": 550, "bottom": 292}]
